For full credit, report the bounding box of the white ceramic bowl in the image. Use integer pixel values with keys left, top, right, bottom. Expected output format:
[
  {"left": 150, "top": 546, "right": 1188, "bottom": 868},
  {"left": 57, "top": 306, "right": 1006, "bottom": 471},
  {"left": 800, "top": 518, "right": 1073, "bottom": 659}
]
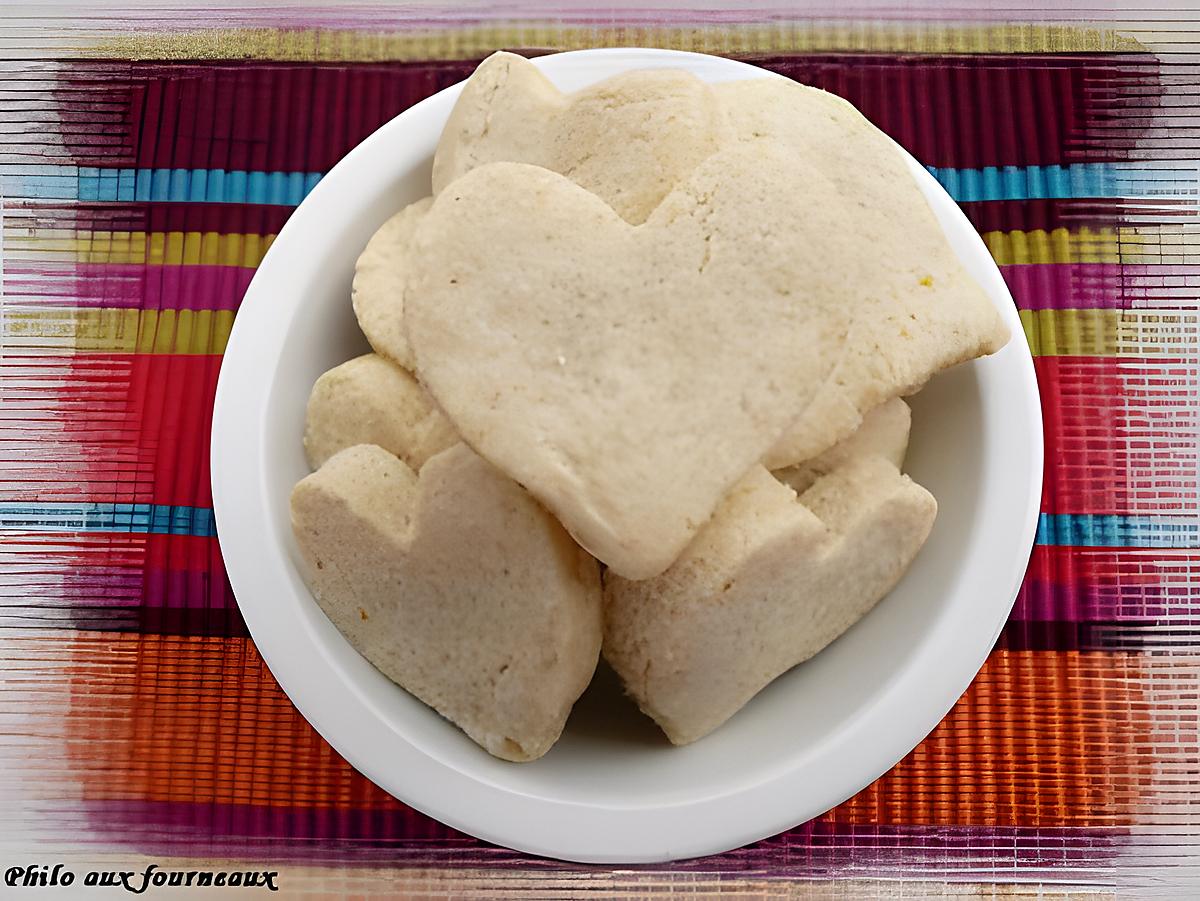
[{"left": 211, "top": 48, "right": 1042, "bottom": 864}]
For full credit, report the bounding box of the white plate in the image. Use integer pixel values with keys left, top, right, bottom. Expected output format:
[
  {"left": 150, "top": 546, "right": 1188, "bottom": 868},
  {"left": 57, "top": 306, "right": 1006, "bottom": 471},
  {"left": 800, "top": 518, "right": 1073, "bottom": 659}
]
[{"left": 211, "top": 48, "right": 1042, "bottom": 864}]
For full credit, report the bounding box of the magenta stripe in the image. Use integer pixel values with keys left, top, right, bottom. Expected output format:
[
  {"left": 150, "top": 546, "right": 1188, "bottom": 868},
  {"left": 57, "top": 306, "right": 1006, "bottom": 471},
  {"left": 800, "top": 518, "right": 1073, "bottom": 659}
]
[
  {"left": 1014, "top": 577, "right": 1178, "bottom": 622},
  {"left": 1001, "top": 263, "right": 1122, "bottom": 311},
  {"left": 5, "top": 263, "right": 253, "bottom": 311},
  {"left": 1003, "top": 262, "right": 1200, "bottom": 311},
  {"left": 6, "top": 262, "right": 1174, "bottom": 314},
  {"left": 142, "top": 564, "right": 235, "bottom": 611},
  {"left": 143, "top": 562, "right": 242, "bottom": 636},
  {"left": 53, "top": 568, "right": 1182, "bottom": 628},
  {"left": 137, "top": 564, "right": 245, "bottom": 636},
  {"left": 78, "top": 799, "right": 1123, "bottom": 870},
  {"left": 55, "top": 557, "right": 244, "bottom": 636}
]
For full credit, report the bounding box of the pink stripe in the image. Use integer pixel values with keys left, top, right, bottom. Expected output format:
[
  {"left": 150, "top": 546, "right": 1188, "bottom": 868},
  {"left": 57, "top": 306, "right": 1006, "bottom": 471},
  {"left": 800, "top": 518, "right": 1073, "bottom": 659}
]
[
  {"left": 1013, "top": 547, "right": 1200, "bottom": 623},
  {"left": 10, "top": 533, "right": 242, "bottom": 635},
  {"left": 1015, "top": 577, "right": 1182, "bottom": 623},
  {"left": 1002, "top": 262, "right": 1200, "bottom": 311},
  {"left": 1001, "top": 263, "right": 1121, "bottom": 311},
  {"left": 5, "top": 263, "right": 254, "bottom": 311},
  {"left": 79, "top": 799, "right": 1122, "bottom": 867},
  {"left": 9, "top": 262, "right": 1189, "bottom": 314}
]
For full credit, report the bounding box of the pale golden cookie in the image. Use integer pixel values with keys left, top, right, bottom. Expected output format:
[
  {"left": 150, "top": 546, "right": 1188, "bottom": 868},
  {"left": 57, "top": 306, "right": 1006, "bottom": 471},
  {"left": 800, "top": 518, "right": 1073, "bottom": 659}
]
[
  {"left": 434, "top": 51, "right": 726, "bottom": 224},
  {"left": 303, "top": 353, "right": 456, "bottom": 471},
  {"left": 352, "top": 198, "right": 432, "bottom": 369},
  {"left": 603, "top": 456, "right": 936, "bottom": 745},
  {"left": 291, "top": 443, "right": 603, "bottom": 762},
  {"left": 714, "top": 78, "right": 1008, "bottom": 467},
  {"left": 404, "top": 145, "right": 861, "bottom": 579}
]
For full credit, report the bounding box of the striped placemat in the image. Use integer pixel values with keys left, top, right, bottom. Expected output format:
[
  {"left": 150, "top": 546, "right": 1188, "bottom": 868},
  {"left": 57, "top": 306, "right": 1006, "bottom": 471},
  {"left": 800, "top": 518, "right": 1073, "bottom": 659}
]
[{"left": 1, "top": 5, "right": 1197, "bottom": 896}]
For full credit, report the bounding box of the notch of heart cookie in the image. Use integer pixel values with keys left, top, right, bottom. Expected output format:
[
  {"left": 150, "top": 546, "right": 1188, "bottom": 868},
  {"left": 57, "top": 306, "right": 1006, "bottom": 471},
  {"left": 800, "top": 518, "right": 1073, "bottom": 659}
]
[{"left": 433, "top": 51, "right": 727, "bottom": 224}]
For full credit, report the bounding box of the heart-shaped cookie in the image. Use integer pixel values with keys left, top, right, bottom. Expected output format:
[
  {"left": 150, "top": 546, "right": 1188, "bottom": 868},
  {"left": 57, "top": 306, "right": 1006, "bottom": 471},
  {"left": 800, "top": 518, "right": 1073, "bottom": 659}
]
[
  {"left": 713, "top": 79, "right": 1009, "bottom": 467},
  {"left": 604, "top": 454, "right": 937, "bottom": 745},
  {"left": 356, "top": 56, "right": 726, "bottom": 370},
  {"left": 404, "top": 145, "right": 866, "bottom": 579},
  {"left": 434, "top": 51, "right": 726, "bottom": 224},
  {"left": 291, "top": 443, "right": 603, "bottom": 761},
  {"left": 426, "top": 63, "right": 1008, "bottom": 469},
  {"left": 303, "top": 353, "right": 457, "bottom": 471}
]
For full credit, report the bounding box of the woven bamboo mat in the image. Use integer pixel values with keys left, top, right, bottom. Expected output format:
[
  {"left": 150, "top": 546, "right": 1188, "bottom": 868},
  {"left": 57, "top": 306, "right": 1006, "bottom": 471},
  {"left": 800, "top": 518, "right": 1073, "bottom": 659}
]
[{"left": 1, "top": 3, "right": 1198, "bottom": 896}]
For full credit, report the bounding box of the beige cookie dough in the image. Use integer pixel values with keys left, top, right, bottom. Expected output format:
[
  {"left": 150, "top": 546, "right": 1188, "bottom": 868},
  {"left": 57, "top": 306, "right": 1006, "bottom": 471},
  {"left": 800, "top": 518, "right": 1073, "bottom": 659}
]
[
  {"left": 296, "top": 58, "right": 998, "bottom": 755},
  {"left": 428, "top": 66, "right": 1007, "bottom": 469},
  {"left": 352, "top": 197, "right": 432, "bottom": 369},
  {"left": 714, "top": 78, "right": 1008, "bottom": 467},
  {"left": 433, "top": 51, "right": 726, "bottom": 224},
  {"left": 291, "top": 443, "right": 603, "bottom": 762},
  {"left": 603, "top": 455, "right": 937, "bottom": 745},
  {"left": 774, "top": 396, "right": 910, "bottom": 494},
  {"left": 404, "top": 145, "right": 867, "bottom": 579},
  {"left": 358, "top": 56, "right": 725, "bottom": 366},
  {"left": 303, "top": 353, "right": 456, "bottom": 471}
]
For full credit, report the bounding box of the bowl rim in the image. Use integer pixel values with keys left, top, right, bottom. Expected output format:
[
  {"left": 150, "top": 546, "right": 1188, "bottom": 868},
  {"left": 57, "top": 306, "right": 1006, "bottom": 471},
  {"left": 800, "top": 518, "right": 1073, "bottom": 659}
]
[{"left": 211, "top": 46, "right": 1043, "bottom": 864}]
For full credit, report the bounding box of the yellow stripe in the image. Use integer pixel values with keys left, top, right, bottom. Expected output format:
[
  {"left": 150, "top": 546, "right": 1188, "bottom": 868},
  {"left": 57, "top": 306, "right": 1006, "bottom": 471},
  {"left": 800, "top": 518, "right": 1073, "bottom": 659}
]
[
  {"left": 4, "top": 231, "right": 274, "bottom": 267},
  {"left": 10, "top": 225, "right": 1193, "bottom": 270},
  {"left": 1019, "top": 308, "right": 1198, "bottom": 356},
  {"left": 4, "top": 226, "right": 1138, "bottom": 269},
  {"left": 982, "top": 228, "right": 1121, "bottom": 265},
  {"left": 95, "top": 23, "right": 1144, "bottom": 62},
  {"left": 3, "top": 309, "right": 234, "bottom": 354},
  {"left": 1116, "top": 226, "right": 1200, "bottom": 265},
  {"left": 984, "top": 226, "right": 1200, "bottom": 266}
]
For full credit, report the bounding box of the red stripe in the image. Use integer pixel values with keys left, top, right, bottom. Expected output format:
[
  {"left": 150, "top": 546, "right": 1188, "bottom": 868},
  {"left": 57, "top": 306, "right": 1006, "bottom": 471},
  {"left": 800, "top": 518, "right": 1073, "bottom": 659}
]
[
  {"left": 958, "top": 198, "right": 1121, "bottom": 234},
  {"left": 0, "top": 531, "right": 216, "bottom": 574},
  {"left": 1021, "top": 545, "right": 1190, "bottom": 590},
  {"left": 137, "top": 201, "right": 292, "bottom": 235},
  {"left": 4, "top": 354, "right": 221, "bottom": 508},
  {"left": 1035, "top": 356, "right": 1199, "bottom": 515},
  {"left": 6, "top": 354, "right": 1195, "bottom": 515}
]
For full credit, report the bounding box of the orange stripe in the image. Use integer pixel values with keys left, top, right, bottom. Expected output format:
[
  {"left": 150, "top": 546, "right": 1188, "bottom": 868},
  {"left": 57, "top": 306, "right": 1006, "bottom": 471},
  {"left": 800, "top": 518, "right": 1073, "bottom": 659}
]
[
  {"left": 45, "top": 633, "right": 1153, "bottom": 824},
  {"left": 60, "top": 633, "right": 403, "bottom": 810},
  {"left": 824, "top": 651, "right": 1150, "bottom": 827}
]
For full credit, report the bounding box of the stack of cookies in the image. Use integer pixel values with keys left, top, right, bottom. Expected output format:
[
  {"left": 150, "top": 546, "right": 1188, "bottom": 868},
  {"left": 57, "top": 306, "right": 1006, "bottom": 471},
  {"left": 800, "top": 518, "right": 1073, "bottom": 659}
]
[{"left": 291, "top": 53, "right": 1009, "bottom": 761}]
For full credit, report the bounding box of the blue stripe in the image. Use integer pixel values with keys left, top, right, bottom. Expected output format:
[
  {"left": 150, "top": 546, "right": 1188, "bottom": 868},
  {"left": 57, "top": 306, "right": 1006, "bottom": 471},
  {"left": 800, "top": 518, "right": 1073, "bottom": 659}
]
[
  {"left": 0, "top": 503, "right": 1194, "bottom": 548},
  {"left": 1036, "top": 514, "right": 1198, "bottom": 548},
  {"left": 2, "top": 165, "right": 323, "bottom": 206},
  {"left": 2, "top": 162, "right": 1196, "bottom": 206},
  {"left": 0, "top": 503, "right": 216, "bottom": 537},
  {"left": 922, "top": 162, "right": 1198, "bottom": 203}
]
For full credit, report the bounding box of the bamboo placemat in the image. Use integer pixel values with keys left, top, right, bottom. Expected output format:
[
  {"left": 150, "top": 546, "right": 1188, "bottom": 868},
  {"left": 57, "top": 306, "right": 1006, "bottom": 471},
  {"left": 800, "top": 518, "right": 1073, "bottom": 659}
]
[{"left": 1, "top": 3, "right": 1197, "bottom": 896}]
